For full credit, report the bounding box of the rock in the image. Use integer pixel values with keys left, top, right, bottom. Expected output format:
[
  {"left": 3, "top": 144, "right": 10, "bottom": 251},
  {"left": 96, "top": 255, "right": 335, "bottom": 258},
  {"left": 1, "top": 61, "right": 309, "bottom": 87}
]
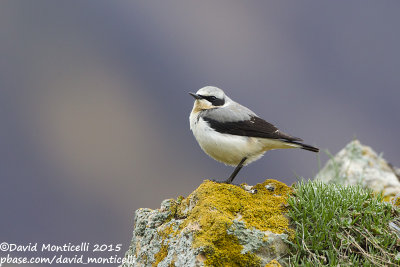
[
  {"left": 390, "top": 164, "right": 400, "bottom": 180},
  {"left": 315, "top": 139, "right": 400, "bottom": 201},
  {"left": 120, "top": 179, "right": 293, "bottom": 267}
]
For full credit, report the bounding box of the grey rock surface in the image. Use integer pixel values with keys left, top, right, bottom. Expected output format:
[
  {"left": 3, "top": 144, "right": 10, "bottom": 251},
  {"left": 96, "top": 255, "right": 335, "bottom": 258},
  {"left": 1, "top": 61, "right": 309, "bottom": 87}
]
[
  {"left": 315, "top": 139, "right": 400, "bottom": 199},
  {"left": 120, "top": 200, "right": 202, "bottom": 267}
]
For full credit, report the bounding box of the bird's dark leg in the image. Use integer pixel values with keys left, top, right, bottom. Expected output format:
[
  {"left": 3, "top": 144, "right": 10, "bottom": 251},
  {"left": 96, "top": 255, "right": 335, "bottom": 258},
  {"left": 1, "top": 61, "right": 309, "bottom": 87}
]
[{"left": 222, "top": 157, "right": 247, "bottom": 184}]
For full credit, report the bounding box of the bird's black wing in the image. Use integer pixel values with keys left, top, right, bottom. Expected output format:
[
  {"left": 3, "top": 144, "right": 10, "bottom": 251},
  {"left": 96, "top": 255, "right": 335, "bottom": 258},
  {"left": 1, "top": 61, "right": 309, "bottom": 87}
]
[{"left": 203, "top": 115, "right": 303, "bottom": 142}]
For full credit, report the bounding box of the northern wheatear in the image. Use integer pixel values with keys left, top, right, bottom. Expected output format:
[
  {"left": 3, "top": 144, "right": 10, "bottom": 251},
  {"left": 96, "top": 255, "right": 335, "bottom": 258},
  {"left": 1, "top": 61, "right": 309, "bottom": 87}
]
[{"left": 189, "top": 86, "right": 319, "bottom": 184}]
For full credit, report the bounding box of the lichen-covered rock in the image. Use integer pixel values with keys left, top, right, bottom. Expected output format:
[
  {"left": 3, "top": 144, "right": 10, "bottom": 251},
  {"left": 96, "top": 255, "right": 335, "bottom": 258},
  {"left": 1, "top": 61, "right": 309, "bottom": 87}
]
[
  {"left": 120, "top": 179, "right": 293, "bottom": 267},
  {"left": 392, "top": 193, "right": 400, "bottom": 207},
  {"left": 315, "top": 139, "right": 400, "bottom": 201}
]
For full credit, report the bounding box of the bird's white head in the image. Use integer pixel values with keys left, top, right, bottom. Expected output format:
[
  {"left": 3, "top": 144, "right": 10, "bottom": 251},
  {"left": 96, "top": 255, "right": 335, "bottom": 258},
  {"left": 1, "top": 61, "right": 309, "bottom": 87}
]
[{"left": 189, "top": 86, "right": 228, "bottom": 113}]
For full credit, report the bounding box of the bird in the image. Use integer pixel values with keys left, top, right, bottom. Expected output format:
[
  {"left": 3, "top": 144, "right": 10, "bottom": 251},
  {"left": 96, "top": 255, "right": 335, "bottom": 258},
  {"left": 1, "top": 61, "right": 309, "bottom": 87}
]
[{"left": 189, "top": 86, "right": 319, "bottom": 184}]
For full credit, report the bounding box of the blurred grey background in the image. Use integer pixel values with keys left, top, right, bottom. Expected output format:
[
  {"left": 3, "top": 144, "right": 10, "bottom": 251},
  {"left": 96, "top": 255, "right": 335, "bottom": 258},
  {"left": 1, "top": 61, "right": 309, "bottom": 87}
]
[{"left": 1, "top": 1, "right": 399, "bottom": 266}]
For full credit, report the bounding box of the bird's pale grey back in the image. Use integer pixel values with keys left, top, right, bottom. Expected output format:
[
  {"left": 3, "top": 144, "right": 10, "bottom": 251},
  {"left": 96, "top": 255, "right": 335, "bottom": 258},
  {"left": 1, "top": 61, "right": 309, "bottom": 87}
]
[
  {"left": 202, "top": 101, "right": 256, "bottom": 122},
  {"left": 197, "top": 86, "right": 257, "bottom": 122}
]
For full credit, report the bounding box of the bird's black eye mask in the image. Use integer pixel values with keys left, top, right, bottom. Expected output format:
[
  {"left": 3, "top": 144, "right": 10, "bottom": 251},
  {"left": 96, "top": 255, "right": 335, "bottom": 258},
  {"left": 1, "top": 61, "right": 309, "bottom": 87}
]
[{"left": 198, "top": 95, "right": 225, "bottom": 106}]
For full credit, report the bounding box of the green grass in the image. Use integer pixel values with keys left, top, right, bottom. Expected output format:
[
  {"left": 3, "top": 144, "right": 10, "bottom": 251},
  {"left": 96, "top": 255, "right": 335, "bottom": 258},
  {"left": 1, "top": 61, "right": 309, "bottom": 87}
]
[{"left": 286, "top": 181, "right": 400, "bottom": 266}]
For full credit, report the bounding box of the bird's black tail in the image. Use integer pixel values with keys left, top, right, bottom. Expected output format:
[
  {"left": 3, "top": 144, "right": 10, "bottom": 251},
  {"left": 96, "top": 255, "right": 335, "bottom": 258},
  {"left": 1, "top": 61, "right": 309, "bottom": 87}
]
[
  {"left": 286, "top": 141, "right": 319, "bottom": 153},
  {"left": 300, "top": 143, "right": 319, "bottom": 153}
]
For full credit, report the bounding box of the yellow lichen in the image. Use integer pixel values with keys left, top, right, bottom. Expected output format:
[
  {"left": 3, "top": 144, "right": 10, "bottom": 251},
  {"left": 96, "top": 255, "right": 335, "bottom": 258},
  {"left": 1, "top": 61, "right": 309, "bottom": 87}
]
[
  {"left": 265, "top": 259, "right": 282, "bottom": 267},
  {"left": 392, "top": 194, "right": 400, "bottom": 207},
  {"left": 158, "top": 224, "right": 175, "bottom": 239},
  {"left": 142, "top": 253, "right": 148, "bottom": 265},
  {"left": 383, "top": 195, "right": 393, "bottom": 203},
  {"left": 174, "top": 179, "right": 293, "bottom": 266},
  {"left": 153, "top": 223, "right": 177, "bottom": 266},
  {"left": 153, "top": 179, "right": 292, "bottom": 266},
  {"left": 153, "top": 244, "right": 168, "bottom": 267}
]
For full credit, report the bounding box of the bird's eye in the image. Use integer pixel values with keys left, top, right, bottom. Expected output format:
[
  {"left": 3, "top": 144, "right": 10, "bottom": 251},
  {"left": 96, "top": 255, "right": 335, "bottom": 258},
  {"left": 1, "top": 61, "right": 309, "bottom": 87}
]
[{"left": 204, "top": 95, "right": 225, "bottom": 106}]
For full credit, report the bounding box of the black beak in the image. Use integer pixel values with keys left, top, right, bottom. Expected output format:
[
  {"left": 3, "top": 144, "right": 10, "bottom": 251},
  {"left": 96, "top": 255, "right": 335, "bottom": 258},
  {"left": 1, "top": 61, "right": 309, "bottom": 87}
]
[{"left": 189, "top": 92, "right": 203, "bottom": 100}]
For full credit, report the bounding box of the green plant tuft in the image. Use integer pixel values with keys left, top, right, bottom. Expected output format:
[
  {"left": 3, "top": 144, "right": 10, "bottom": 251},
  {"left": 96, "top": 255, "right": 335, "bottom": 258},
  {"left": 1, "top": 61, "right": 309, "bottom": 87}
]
[{"left": 287, "top": 180, "right": 400, "bottom": 266}]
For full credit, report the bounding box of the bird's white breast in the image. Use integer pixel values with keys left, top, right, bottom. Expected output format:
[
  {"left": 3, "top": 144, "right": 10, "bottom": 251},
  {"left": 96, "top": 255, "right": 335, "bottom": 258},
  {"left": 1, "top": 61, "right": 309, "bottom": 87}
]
[{"left": 190, "top": 113, "right": 265, "bottom": 166}]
